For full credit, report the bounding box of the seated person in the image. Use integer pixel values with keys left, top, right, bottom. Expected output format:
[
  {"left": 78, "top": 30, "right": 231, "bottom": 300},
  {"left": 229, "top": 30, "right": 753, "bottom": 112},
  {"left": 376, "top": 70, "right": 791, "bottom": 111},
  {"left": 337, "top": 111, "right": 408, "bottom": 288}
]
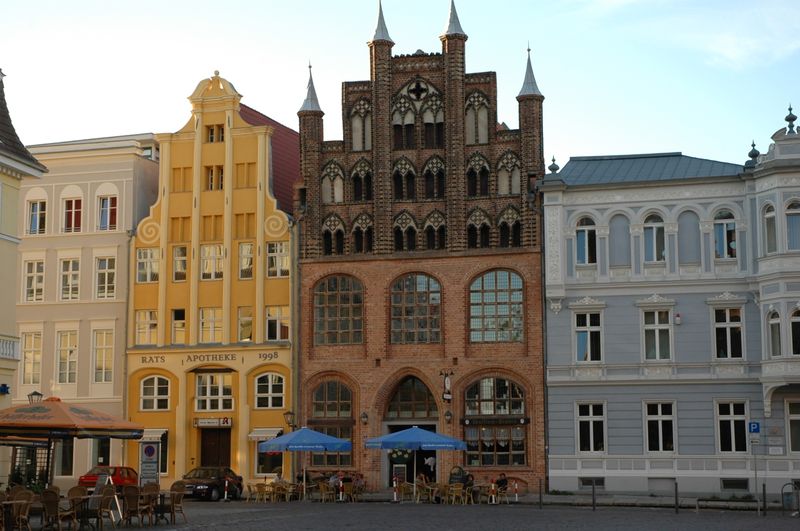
[
  {"left": 464, "top": 474, "right": 475, "bottom": 488},
  {"left": 328, "top": 471, "right": 340, "bottom": 489},
  {"left": 496, "top": 473, "right": 508, "bottom": 490},
  {"left": 416, "top": 473, "right": 427, "bottom": 486}
]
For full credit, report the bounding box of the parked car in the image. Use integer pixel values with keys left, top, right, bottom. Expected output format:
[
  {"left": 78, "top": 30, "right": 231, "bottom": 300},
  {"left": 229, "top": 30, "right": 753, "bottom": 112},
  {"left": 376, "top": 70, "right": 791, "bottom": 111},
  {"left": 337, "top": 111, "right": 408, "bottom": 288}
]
[
  {"left": 182, "top": 466, "right": 243, "bottom": 501},
  {"left": 78, "top": 466, "right": 139, "bottom": 493}
]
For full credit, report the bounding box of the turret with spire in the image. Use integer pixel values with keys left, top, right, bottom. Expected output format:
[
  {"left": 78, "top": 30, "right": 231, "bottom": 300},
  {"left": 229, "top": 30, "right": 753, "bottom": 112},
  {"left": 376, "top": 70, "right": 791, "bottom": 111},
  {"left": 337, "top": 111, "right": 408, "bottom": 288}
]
[
  {"left": 296, "top": 63, "right": 325, "bottom": 255},
  {"left": 517, "top": 46, "right": 545, "bottom": 187}
]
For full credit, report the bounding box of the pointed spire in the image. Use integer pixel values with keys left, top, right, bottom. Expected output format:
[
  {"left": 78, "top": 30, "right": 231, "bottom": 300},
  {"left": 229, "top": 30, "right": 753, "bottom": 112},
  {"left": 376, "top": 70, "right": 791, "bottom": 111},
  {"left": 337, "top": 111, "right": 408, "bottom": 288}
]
[
  {"left": 443, "top": 0, "right": 467, "bottom": 37},
  {"left": 0, "top": 68, "right": 47, "bottom": 175},
  {"left": 372, "top": 0, "right": 393, "bottom": 43},
  {"left": 298, "top": 63, "right": 322, "bottom": 113},
  {"left": 518, "top": 46, "right": 542, "bottom": 97}
]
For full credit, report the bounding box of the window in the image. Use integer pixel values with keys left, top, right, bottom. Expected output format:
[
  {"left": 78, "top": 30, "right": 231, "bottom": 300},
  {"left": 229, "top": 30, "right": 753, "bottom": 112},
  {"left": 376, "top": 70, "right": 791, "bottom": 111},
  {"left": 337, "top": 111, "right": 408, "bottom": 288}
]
[
  {"left": 28, "top": 200, "right": 46, "bottom": 234},
  {"left": 465, "top": 378, "right": 525, "bottom": 416},
  {"left": 424, "top": 169, "right": 445, "bottom": 199},
  {"left": 467, "top": 223, "right": 490, "bottom": 248},
  {"left": 392, "top": 106, "right": 415, "bottom": 150},
  {"left": 466, "top": 167, "right": 489, "bottom": 197},
  {"left": 353, "top": 227, "right": 374, "bottom": 253},
  {"left": 63, "top": 198, "right": 82, "bottom": 233},
  {"left": 159, "top": 432, "right": 169, "bottom": 474},
  {"left": 792, "top": 310, "right": 800, "bottom": 355},
  {"left": 718, "top": 401, "right": 747, "bottom": 452},
  {"left": 173, "top": 246, "right": 187, "bottom": 282},
  {"left": 313, "top": 276, "right": 363, "bottom": 345},
  {"left": 206, "top": 125, "right": 224, "bottom": 143},
  {"left": 644, "top": 310, "right": 671, "bottom": 360},
  {"left": 643, "top": 214, "right": 665, "bottom": 262},
  {"left": 255, "top": 373, "right": 284, "bottom": 408},
  {"left": 576, "top": 217, "right": 597, "bottom": 265},
  {"left": 386, "top": 377, "right": 438, "bottom": 419},
  {"left": 788, "top": 402, "right": 800, "bottom": 452},
  {"left": 92, "top": 329, "right": 113, "bottom": 383},
  {"left": 350, "top": 101, "right": 372, "bottom": 152},
  {"left": 136, "top": 248, "right": 159, "bottom": 283},
  {"left": 714, "top": 308, "right": 743, "bottom": 359},
  {"left": 24, "top": 260, "right": 44, "bottom": 302},
  {"left": 321, "top": 171, "right": 344, "bottom": 204},
  {"left": 393, "top": 225, "right": 417, "bottom": 251},
  {"left": 578, "top": 403, "right": 605, "bottom": 452},
  {"left": 196, "top": 373, "right": 233, "bottom": 411},
  {"left": 465, "top": 93, "right": 489, "bottom": 145},
  {"left": 769, "top": 311, "right": 782, "bottom": 357},
  {"left": 788, "top": 201, "right": 800, "bottom": 250},
  {"left": 310, "top": 381, "right": 352, "bottom": 467},
  {"left": 469, "top": 270, "right": 524, "bottom": 342},
  {"left": 95, "top": 257, "right": 116, "bottom": 299},
  {"left": 54, "top": 439, "right": 74, "bottom": 476},
  {"left": 465, "top": 425, "right": 525, "bottom": 467},
  {"left": 266, "top": 306, "right": 290, "bottom": 342},
  {"left": 141, "top": 376, "right": 169, "bottom": 410},
  {"left": 238, "top": 307, "right": 253, "bottom": 342},
  {"left": 714, "top": 210, "right": 736, "bottom": 259},
  {"left": 763, "top": 204, "right": 776, "bottom": 255},
  {"left": 390, "top": 274, "right": 441, "bottom": 344},
  {"left": 98, "top": 196, "right": 117, "bottom": 231},
  {"left": 57, "top": 330, "right": 78, "bottom": 384},
  {"left": 352, "top": 172, "right": 373, "bottom": 201},
  {"left": 21, "top": 332, "right": 41, "bottom": 385},
  {"left": 60, "top": 259, "right": 80, "bottom": 301},
  {"left": 322, "top": 230, "right": 345, "bottom": 256},
  {"left": 575, "top": 312, "right": 602, "bottom": 362},
  {"left": 135, "top": 310, "right": 158, "bottom": 345},
  {"left": 200, "top": 244, "right": 223, "bottom": 280},
  {"left": 205, "top": 166, "right": 224, "bottom": 190},
  {"left": 645, "top": 402, "right": 674, "bottom": 452},
  {"left": 239, "top": 243, "right": 254, "bottom": 279},
  {"left": 499, "top": 222, "right": 521, "bottom": 247},
  {"left": 171, "top": 309, "right": 186, "bottom": 344},
  {"left": 199, "top": 307, "right": 223, "bottom": 343},
  {"left": 267, "top": 242, "right": 289, "bottom": 277},
  {"left": 257, "top": 449, "right": 282, "bottom": 476},
  {"left": 91, "top": 438, "right": 110, "bottom": 466}
]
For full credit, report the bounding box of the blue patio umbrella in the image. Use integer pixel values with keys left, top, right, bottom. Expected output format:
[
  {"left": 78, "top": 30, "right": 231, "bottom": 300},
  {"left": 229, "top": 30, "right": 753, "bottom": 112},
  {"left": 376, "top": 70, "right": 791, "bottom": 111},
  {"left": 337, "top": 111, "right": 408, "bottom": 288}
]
[
  {"left": 365, "top": 426, "right": 466, "bottom": 502},
  {"left": 259, "top": 427, "right": 352, "bottom": 499}
]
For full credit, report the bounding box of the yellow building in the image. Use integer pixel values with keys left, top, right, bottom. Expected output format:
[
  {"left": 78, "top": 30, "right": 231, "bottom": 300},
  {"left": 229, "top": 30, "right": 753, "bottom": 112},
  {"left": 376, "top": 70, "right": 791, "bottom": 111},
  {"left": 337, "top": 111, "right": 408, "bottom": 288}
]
[{"left": 126, "top": 72, "right": 299, "bottom": 493}]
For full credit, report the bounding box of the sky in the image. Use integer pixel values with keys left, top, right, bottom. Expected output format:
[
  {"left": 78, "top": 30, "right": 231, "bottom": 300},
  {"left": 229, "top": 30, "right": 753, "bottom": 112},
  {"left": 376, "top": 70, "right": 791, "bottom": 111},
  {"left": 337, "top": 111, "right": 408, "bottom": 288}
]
[{"left": 1, "top": 0, "right": 798, "bottom": 166}]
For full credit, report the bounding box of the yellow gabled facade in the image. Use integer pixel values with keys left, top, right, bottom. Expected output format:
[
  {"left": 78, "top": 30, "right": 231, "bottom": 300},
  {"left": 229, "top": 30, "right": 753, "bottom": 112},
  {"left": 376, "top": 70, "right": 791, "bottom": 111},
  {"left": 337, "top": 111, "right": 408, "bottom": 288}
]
[{"left": 126, "top": 72, "right": 297, "bottom": 491}]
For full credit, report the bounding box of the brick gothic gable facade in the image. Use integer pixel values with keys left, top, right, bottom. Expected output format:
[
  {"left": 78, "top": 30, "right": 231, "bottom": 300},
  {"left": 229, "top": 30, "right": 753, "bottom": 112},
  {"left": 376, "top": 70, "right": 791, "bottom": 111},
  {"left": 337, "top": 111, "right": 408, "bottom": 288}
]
[{"left": 295, "top": 4, "right": 545, "bottom": 491}]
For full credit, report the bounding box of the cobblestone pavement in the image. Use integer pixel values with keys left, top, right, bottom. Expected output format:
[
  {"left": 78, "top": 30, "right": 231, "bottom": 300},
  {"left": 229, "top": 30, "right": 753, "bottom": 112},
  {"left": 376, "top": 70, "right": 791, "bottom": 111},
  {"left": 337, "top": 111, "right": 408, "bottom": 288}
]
[{"left": 163, "top": 499, "right": 800, "bottom": 530}]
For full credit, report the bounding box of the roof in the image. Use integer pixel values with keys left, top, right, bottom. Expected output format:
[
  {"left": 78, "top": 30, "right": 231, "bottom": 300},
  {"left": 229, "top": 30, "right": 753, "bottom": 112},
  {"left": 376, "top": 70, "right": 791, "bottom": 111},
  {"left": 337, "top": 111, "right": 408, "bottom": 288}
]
[
  {"left": 239, "top": 104, "right": 300, "bottom": 215},
  {"left": 298, "top": 69, "right": 322, "bottom": 113},
  {"left": 0, "top": 72, "right": 47, "bottom": 174},
  {"left": 443, "top": 0, "right": 466, "bottom": 37},
  {"left": 372, "top": 0, "right": 393, "bottom": 43},
  {"left": 554, "top": 152, "right": 743, "bottom": 186},
  {"left": 518, "top": 51, "right": 542, "bottom": 97}
]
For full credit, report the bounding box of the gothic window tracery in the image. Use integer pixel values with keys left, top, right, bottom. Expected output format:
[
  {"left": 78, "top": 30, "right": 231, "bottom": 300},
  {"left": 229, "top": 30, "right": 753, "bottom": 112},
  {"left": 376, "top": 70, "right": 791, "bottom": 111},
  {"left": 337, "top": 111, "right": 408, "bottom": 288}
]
[
  {"left": 350, "top": 99, "right": 372, "bottom": 152},
  {"left": 394, "top": 212, "right": 418, "bottom": 252},
  {"left": 467, "top": 154, "right": 490, "bottom": 197},
  {"left": 393, "top": 159, "right": 416, "bottom": 200},
  {"left": 322, "top": 215, "right": 346, "bottom": 256},
  {"left": 424, "top": 211, "right": 446, "bottom": 250},
  {"left": 423, "top": 157, "right": 446, "bottom": 199},
  {"left": 465, "top": 92, "right": 489, "bottom": 145},
  {"left": 468, "top": 209, "right": 491, "bottom": 248},
  {"left": 497, "top": 152, "right": 521, "bottom": 195},
  {"left": 321, "top": 162, "right": 344, "bottom": 204},
  {"left": 351, "top": 160, "right": 373, "bottom": 202},
  {"left": 498, "top": 207, "right": 521, "bottom": 247},
  {"left": 352, "top": 213, "right": 374, "bottom": 254}
]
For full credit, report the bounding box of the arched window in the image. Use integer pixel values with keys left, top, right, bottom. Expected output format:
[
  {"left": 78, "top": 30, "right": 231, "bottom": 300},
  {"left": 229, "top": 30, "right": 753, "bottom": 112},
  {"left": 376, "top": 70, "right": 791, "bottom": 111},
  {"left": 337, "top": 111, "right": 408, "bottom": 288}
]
[
  {"left": 354, "top": 228, "right": 365, "bottom": 253},
  {"left": 643, "top": 214, "right": 665, "bottom": 262},
  {"left": 141, "top": 376, "right": 169, "bottom": 410},
  {"left": 406, "top": 227, "right": 417, "bottom": 251},
  {"left": 763, "top": 204, "right": 776, "bottom": 255},
  {"left": 390, "top": 274, "right": 441, "bottom": 344},
  {"left": 497, "top": 153, "right": 521, "bottom": 196},
  {"left": 713, "top": 210, "right": 736, "bottom": 259},
  {"left": 576, "top": 217, "right": 596, "bottom": 265},
  {"left": 321, "top": 164, "right": 344, "bottom": 204},
  {"left": 393, "top": 99, "right": 415, "bottom": 150},
  {"left": 499, "top": 221, "right": 521, "bottom": 247},
  {"left": 313, "top": 276, "right": 363, "bottom": 345},
  {"left": 353, "top": 175, "right": 363, "bottom": 202},
  {"left": 311, "top": 381, "right": 353, "bottom": 467},
  {"left": 255, "top": 373, "right": 284, "bottom": 408},
  {"left": 394, "top": 227, "right": 404, "bottom": 251},
  {"left": 386, "top": 377, "right": 438, "bottom": 418},
  {"left": 438, "top": 226, "right": 446, "bottom": 249},
  {"left": 365, "top": 227, "right": 374, "bottom": 253},
  {"left": 393, "top": 172, "right": 403, "bottom": 200},
  {"left": 335, "top": 230, "right": 344, "bottom": 254},
  {"left": 479, "top": 224, "right": 490, "bottom": 247},
  {"left": 787, "top": 201, "right": 800, "bottom": 250},
  {"left": 467, "top": 168, "right": 478, "bottom": 197},
  {"left": 469, "top": 270, "right": 524, "bottom": 342},
  {"left": 769, "top": 311, "right": 782, "bottom": 357},
  {"left": 422, "top": 95, "right": 444, "bottom": 149},
  {"left": 425, "top": 226, "right": 436, "bottom": 249},
  {"left": 350, "top": 99, "right": 372, "bottom": 152},
  {"left": 464, "top": 377, "right": 526, "bottom": 466},
  {"left": 467, "top": 225, "right": 478, "bottom": 248},
  {"left": 792, "top": 310, "right": 800, "bottom": 355},
  {"left": 465, "top": 93, "right": 489, "bottom": 145},
  {"left": 393, "top": 160, "right": 416, "bottom": 200},
  {"left": 405, "top": 173, "right": 416, "bottom": 200},
  {"left": 322, "top": 231, "right": 333, "bottom": 255}
]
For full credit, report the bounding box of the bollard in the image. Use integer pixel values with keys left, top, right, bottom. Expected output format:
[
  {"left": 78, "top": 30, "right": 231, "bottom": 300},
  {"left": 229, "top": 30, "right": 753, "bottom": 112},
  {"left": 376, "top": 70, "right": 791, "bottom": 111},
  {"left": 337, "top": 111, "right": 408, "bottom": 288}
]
[
  {"left": 763, "top": 483, "right": 767, "bottom": 516},
  {"left": 339, "top": 480, "right": 344, "bottom": 502},
  {"left": 674, "top": 481, "right": 679, "bottom": 514},
  {"left": 224, "top": 479, "right": 229, "bottom": 502},
  {"left": 490, "top": 480, "right": 497, "bottom": 504},
  {"left": 538, "top": 479, "right": 543, "bottom": 509},
  {"left": 515, "top": 480, "right": 519, "bottom": 503},
  {"left": 592, "top": 480, "right": 596, "bottom": 512},
  {"left": 392, "top": 477, "right": 398, "bottom": 503}
]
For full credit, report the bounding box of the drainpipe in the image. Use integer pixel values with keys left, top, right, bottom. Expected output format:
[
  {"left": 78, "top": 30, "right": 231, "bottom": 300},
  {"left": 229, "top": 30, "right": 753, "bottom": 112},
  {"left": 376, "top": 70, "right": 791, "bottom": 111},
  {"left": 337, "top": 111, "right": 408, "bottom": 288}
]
[{"left": 289, "top": 217, "right": 301, "bottom": 480}]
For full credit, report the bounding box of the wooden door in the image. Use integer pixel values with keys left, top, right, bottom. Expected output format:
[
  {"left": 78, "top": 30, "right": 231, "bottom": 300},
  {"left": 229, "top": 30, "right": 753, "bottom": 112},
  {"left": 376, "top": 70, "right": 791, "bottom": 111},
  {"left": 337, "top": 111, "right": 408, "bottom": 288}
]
[{"left": 200, "top": 429, "right": 231, "bottom": 467}]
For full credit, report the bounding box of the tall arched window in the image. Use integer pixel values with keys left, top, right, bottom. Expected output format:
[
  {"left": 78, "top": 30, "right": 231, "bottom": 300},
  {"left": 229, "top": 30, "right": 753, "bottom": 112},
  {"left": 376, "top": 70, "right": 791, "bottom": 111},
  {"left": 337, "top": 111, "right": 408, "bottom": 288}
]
[
  {"left": 386, "top": 377, "right": 438, "bottom": 418},
  {"left": 787, "top": 201, "right": 800, "bottom": 250},
  {"left": 792, "top": 310, "right": 800, "bottom": 355},
  {"left": 321, "top": 164, "right": 344, "bottom": 204},
  {"left": 141, "top": 376, "right": 169, "bottom": 410},
  {"left": 499, "top": 222, "right": 521, "bottom": 247},
  {"left": 643, "top": 214, "right": 665, "bottom": 262},
  {"left": 469, "top": 270, "right": 524, "bottom": 342},
  {"left": 422, "top": 95, "right": 444, "bottom": 149},
  {"left": 497, "top": 153, "right": 521, "bottom": 196},
  {"left": 576, "top": 217, "right": 597, "bottom": 265},
  {"left": 255, "top": 373, "right": 284, "bottom": 408},
  {"left": 352, "top": 162, "right": 374, "bottom": 202},
  {"left": 313, "top": 276, "right": 363, "bottom": 345},
  {"left": 323, "top": 231, "right": 333, "bottom": 255},
  {"left": 763, "top": 204, "right": 777, "bottom": 255},
  {"left": 311, "top": 381, "right": 352, "bottom": 467},
  {"left": 769, "top": 311, "right": 782, "bottom": 357},
  {"left": 390, "top": 274, "right": 441, "bottom": 343},
  {"left": 393, "top": 160, "right": 416, "bottom": 200},
  {"left": 713, "top": 210, "right": 736, "bottom": 259},
  {"left": 393, "top": 98, "right": 415, "bottom": 150},
  {"left": 405, "top": 227, "right": 417, "bottom": 250},
  {"left": 464, "top": 377, "right": 526, "bottom": 466},
  {"left": 350, "top": 99, "right": 372, "bottom": 152},
  {"left": 465, "top": 92, "right": 489, "bottom": 145}
]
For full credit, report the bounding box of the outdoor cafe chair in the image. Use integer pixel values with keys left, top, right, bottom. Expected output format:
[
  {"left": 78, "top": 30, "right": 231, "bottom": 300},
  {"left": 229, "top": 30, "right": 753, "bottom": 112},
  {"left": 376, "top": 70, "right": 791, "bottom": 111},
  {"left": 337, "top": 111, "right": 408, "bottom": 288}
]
[
  {"left": 341, "top": 483, "right": 356, "bottom": 503},
  {"left": 244, "top": 483, "right": 256, "bottom": 503},
  {"left": 8, "top": 485, "right": 25, "bottom": 500},
  {"left": 317, "top": 482, "right": 335, "bottom": 503},
  {"left": 496, "top": 486, "right": 510, "bottom": 505},
  {"left": 12, "top": 489, "right": 34, "bottom": 531},
  {"left": 122, "top": 485, "right": 144, "bottom": 527},
  {"left": 95, "top": 485, "right": 118, "bottom": 530},
  {"left": 169, "top": 481, "right": 187, "bottom": 525},
  {"left": 140, "top": 483, "right": 160, "bottom": 526},
  {"left": 253, "top": 483, "right": 268, "bottom": 503},
  {"left": 42, "top": 487, "right": 77, "bottom": 531},
  {"left": 448, "top": 483, "right": 465, "bottom": 505}
]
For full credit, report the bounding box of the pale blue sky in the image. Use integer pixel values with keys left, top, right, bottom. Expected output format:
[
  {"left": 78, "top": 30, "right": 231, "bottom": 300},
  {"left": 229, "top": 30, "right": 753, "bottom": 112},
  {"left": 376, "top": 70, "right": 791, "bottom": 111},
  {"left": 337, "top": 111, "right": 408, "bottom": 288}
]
[{"left": 1, "top": 0, "right": 798, "bottom": 166}]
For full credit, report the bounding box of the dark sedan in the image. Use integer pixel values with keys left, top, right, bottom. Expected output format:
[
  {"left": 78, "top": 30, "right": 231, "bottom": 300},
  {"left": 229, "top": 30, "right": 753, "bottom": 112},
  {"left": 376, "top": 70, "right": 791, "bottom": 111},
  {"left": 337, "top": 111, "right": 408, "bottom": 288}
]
[{"left": 183, "top": 466, "right": 243, "bottom": 501}]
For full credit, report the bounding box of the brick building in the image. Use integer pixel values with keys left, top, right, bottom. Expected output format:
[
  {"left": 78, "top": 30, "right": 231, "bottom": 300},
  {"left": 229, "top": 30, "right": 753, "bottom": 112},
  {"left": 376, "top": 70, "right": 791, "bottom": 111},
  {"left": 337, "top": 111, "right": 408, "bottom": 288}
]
[{"left": 295, "top": 2, "right": 546, "bottom": 491}]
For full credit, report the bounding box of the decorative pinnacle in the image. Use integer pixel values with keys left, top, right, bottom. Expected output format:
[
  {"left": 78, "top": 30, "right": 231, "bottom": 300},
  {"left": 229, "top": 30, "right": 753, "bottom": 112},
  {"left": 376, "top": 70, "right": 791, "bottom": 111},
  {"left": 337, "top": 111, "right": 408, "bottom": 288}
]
[
  {"left": 745, "top": 141, "right": 760, "bottom": 169},
  {"left": 548, "top": 157, "right": 560, "bottom": 173},
  {"left": 213, "top": 70, "right": 219, "bottom": 77},
  {"left": 786, "top": 104, "right": 797, "bottom": 134}
]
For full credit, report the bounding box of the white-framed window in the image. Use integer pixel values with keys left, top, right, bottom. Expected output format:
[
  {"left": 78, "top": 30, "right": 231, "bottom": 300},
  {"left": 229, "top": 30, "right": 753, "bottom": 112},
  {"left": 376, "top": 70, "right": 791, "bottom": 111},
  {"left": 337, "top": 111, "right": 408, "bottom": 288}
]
[
  {"left": 255, "top": 373, "right": 284, "bottom": 408},
  {"left": 576, "top": 217, "right": 597, "bottom": 265},
  {"left": 199, "top": 307, "right": 222, "bottom": 343},
  {"left": 714, "top": 308, "right": 743, "bottom": 359},
  {"left": 787, "top": 201, "right": 800, "bottom": 251},
  {"left": 97, "top": 196, "right": 117, "bottom": 231},
  {"left": 24, "top": 260, "right": 44, "bottom": 302},
  {"left": 575, "top": 312, "right": 602, "bottom": 362},
  {"left": 196, "top": 373, "right": 233, "bottom": 411},
  {"left": 267, "top": 242, "right": 289, "bottom": 278},
  {"left": 713, "top": 210, "right": 736, "bottom": 259},
  {"left": 468, "top": 270, "right": 524, "bottom": 343},
  {"left": 27, "top": 200, "right": 46, "bottom": 234},
  {"left": 645, "top": 402, "right": 675, "bottom": 452},
  {"left": 200, "top": 244, "right": 224, "bottom": 280},
  {"left": 763, "top": 204, "right": 776, "bottom": 255},
  {"left": 577, "top": 402, "right": 605, "bottom": 453},
  {"left": 21, "top": 331, "right": 42, "bottom": 385},
  {"left": 173, "top": 246, "right": 187, "bottom": 282},
  {"left": 239, "top": 242, "right": 254, "bottom": 280},
  {"left": 93, "top": 329, "right": 113, "bottom": 383},
  {"left": 141, "top": 376, "right": 169, "bottom": 410},
  {"left": 136, "top": 248, "right": 159, "bottom": 283},
  {"left": 643, "top": 214, "right": 665, "bottom": 262},
  {"left": 63, "top": 198, "right": 82, "bottom": 233},
  {"left": 788, "top": 401, "right": 800, "bottom": 453},
  {"left": 171, "top": 309, "right": 186, "bottom": 344},
  {"left": 135, "top": 310, "right": 158, "bottom": 345},
  {"left": 266, "top": 306, "right": 290, "bottom": 342},
  {"left": 60, "top": 258, "right": 80, "bottom": 301},
  {"left": 792, "top": 309, "right": 800, "bottom": 355},
  {"left": 95, "top": 257, "right": 115, "bottom": 299},
  {"left": 56, "top": 330, "right": 78, "bottom": 384},
  {"left": 238, "top": 307, "right": 253, "bottom": 342},
  {"left": 769, "top": 310, "right": 782, "bottom": 357},
  {"left": 644, "top": 310, "right": 671, "bottom": 360},
  {"left": 717, "top": 401, "right": 747, "bottom": 453}
]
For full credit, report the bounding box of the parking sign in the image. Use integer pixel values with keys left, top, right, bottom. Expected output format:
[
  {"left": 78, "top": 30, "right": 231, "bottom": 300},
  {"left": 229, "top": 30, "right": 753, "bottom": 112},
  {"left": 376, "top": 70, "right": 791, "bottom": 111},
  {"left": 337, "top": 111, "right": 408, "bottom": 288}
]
[{"left": 748, "top": 421, "right": 760, "bottom": 434}]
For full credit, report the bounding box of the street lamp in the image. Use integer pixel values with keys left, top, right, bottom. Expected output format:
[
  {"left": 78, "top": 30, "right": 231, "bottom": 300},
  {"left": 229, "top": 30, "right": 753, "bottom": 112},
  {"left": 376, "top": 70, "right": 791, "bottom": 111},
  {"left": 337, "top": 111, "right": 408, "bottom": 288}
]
[
  {"left": 283, "top": 410, "right": 297, "bottom": 430},
  {"left": 360, "top": 412, "right": 369, "bottom": 425},
  {"left": 27, "top": 390, "right": 43, "bottom": 404}
]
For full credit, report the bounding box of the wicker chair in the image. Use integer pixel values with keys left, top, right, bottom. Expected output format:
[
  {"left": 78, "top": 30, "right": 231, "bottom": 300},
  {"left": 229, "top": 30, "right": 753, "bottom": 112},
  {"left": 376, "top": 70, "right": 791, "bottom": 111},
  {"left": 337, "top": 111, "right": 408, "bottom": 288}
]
[
  {"left": 13, "top": 489, "right": 34, "bottom": 531},
  {"left": 95, "top": 485, "right": 117, "bottom": 530},
  {"left": 317, "top": 482, "right": 335, "bottom": 503},
  {"left": 169, "top": 481, "right": 187, "bottom": 524},
  {"left": 448, "top": 483, "right": 466, "bottom": 505},
  {"left": 42, "top": 487, "right": 77, "bottom": 531}
]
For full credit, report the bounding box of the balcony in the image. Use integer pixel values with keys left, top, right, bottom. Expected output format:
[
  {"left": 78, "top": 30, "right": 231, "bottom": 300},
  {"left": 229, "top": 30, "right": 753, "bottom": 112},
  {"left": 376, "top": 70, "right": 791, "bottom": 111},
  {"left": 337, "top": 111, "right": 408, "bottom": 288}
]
[{"left": 0, "top": 336, "right": 20, "bottom": 361}]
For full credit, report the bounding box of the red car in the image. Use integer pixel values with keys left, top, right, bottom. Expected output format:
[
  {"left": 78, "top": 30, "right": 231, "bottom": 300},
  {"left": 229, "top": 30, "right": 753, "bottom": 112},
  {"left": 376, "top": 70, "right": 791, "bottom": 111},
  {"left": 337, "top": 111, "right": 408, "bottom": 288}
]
[{"left": 78, "top": 466, "right": 139, "bottom": 493}]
